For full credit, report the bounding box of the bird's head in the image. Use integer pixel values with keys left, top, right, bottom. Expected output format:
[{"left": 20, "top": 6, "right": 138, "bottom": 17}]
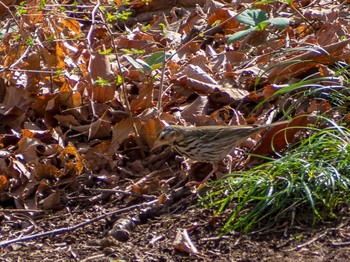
[{"left": 152, "top": 126, "right": 181, "bottom": 149}]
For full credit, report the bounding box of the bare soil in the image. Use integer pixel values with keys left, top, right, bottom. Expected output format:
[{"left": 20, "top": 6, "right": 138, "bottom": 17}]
[{"left": 2, "top": 186, "right": 350, "bottom": 262}]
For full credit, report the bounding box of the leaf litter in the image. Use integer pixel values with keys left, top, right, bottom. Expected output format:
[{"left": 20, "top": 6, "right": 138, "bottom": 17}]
[{"left": 1, "top": 0, "right": 350, "bottom": 260}]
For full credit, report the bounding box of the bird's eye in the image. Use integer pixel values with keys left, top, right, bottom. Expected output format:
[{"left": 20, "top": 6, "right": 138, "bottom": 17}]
[
  {"left": 158, "top": 133, "right": 165, "bottom": 141},
  {"left": 158, "top": 128, "right": 176, "bottom": 142}
]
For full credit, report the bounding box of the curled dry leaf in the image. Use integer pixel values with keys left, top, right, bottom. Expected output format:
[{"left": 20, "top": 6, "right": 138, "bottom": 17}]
[
  {"left": 173, "top": 229, "right": 198, "bottom": 255},
  {"left": 267, "top": 39, "right": 350, "bottom": 83},
  {"left": 140, "top": 118, "right": 163, "bottom": 149},
  {"left": 58, "top": 142, "right": 83, "bottom": 176},
  {"left": 0, "top": 175, "right": 8, "bottom": 191},
  {"left": 252, "top": 115, "right": 314, "bottom": 157},
  {"left": 111, "top": 117, "right": 135, "bottom": 153}
]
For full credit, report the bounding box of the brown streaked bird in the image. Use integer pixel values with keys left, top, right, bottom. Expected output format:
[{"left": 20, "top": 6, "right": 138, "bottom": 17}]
[{"left": 153, "top": 121, "right": 288, "bottom": 183}]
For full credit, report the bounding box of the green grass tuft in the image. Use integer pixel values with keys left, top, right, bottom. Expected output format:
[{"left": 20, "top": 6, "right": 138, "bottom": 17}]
[{"left": 201, "top": 120, "right": 350, "bottom": 233}]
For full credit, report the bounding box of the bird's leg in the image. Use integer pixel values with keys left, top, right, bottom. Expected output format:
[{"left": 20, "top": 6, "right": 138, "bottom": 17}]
[
  {"left": 181, "top": 157, "right": 192, "bottom": 172},
  {"left": 198, "top": 155, "right": 234, "bottom": 186},
  {"left": 198, "top": 163, "right": 218, "bottom": 186},
  {"left": 185, "top": 163, "right": 217, "bottom": 188},
  {"left": 224, "top": 155, "right": 233, "bottom": 173}
]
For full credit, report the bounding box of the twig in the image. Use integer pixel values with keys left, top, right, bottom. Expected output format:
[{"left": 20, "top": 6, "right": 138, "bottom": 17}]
[
  {"left": 0, "top": 208, "right": 46, "bottom": 213},
  {"left": 285, "top": 231, "right": 328, "bottom": 251},
  {"left": 80, "top": 254, "right": 106, "bottom": 262},
  {"left": 87, "top": 188, "right": 157, "bottom": 200},
  {"left": 157, "top": 46, "right": 167, "bottom": 112},
  {"left": 93, "top": 2, "right": 146, "bottom": 158},
  {"left": 331, "top": 241, "right": 350, "bottom": 247},
  {"left": 0, "top": 1, "right": 19, "bottom": 27},
  {"left": 0, "top": 199, "right": 158, "bottom": 247}
]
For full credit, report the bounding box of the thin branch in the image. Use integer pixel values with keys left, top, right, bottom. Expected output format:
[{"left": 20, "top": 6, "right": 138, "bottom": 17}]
[
  {"left": 0, "top": 1, "right": 19, "bottom": 27},
  {"left": 285, "top": 231, "right": 328, "bottom": 251},
  {"left": 0, "top": 199, "right": 158, "bottom": 247}
]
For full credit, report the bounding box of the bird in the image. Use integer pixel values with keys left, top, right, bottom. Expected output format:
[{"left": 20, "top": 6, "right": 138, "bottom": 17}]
[{"left": 153, "top": 121, "right": 288, "bottom": 184}]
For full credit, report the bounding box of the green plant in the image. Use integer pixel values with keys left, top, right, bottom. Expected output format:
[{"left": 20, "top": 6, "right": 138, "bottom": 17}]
[
  {"left": 228, "top": 8, "right": 290, "bottom": 44},
  {"left": 95, "top": 77, "right": 110, "bottom": 86},
  {"left": 124, "top": 51, "right": 171, "bottom": 73},
  {"left": 201, "top": 119, "right": 350, "bottom": 233},
  {"left": 116, "top": 11, "right": 132, "bottom": 21},
  {"left": 16, "top": 2, "right": 27, "bottom": 16},
  {"left": 26, "top": 37, "right": 34, "bottom": 46}
]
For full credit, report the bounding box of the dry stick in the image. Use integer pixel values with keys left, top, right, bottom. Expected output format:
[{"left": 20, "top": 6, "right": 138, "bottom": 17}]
[
  {"left": 86, "top": 0, "right": 101, "bottom": 141},
  {"left": 157, "top": 46, "right": 167, "bottom": 112},
  {"left": 0, "top": 68, "right": 56, "bottom": 74},
  {"left": 87, "top": 188, "right": 157, "bottom": 200},
  {"left": 285, "top": 230, "right": 328, "bottom": 251},
  {"left": 0, "top": 1, "right": 20, "bottom": 27},
  {"left": 332, "top": 241, "right": 350, "bottom": 247},
  {"left": 99, "top": 4, "right": 146, "bottom": 158},
  {"left": 0, "top": 199, "right": 158, "bottom": 247},
  {"left": 0, "top": 209, "right": 46, "bottom": 213}
]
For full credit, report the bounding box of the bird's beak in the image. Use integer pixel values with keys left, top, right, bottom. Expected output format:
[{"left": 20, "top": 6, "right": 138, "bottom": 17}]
[{"left": 151, "top": 138, "right": 164, "bottom": 152}]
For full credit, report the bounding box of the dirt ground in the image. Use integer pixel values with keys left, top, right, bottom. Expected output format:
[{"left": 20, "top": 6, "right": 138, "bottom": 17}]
[{"left": 2, "top": 186, "right": 350, "bottom": 262}]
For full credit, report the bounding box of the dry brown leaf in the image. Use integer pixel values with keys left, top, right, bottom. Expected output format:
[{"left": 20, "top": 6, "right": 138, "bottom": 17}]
[
  {"left": 64, "top": 116, "right": 112, "bottom": 140},
  {"left": 118, "top": 37, "right": 158, "bottom": 54},
  {"left": 0, "top": 106, "right": 25, "bottom": 130},
  {"left": 62, "top": 19, "right": 81, "bottom": 35},
  {"left": 207, "top": 8, "right": 238, "bottom": 33},
  {"left": 40, "top": 191, "right": 61, "bottom": 210},
  {"left": 55, "top": 43, "right": 66, "bottom": 69},
  {"left": 10, "top": 157, "right": 32, "bottom": 181},
  {"left": 210, "top": 86, "right": 249, "bottom": 104},
  {"left": 307, "top": 100, "right": 332, "bottom": 114},
  {"left": 1, "top": 83, "right": 28, "bottom": 109},
  {"left": 0, "top": 175, "right": 8, "bottom": 191},
  {"left": 252, "top": 115, "right": 313, "bottom": 156},
  {"left": 130, "top": 82, "right": 155, "bottom": 112},
  {"left": 89, "top": 51, "right": 114, "bottom": 83},
  {"left": 92, "top": 84, "right": 115, "bottom": 103},
  {"left": 58, "top": 142, "right": 84, "bottom": 176},
  {"left": 32, "top": 161, "right": 64, "bottom": 180},
  {"left": 111, "top": 117, "right": 135, "bottom": 153},
  {"left": 82, "top": 141, "right": 114, "bottom": 172},
  {"left": 32, "top": 94, "right": 56, "bottom": 117},
  {"left": 177, "top": 65, "right": 219, "bottom": 94},
  {"left": 174, "top": 41, "right": 202, "bottom": 60},
  {"left": 40, "top": 46, "right": 58, "bottom": 68},
  {"left": 140, "top": 118, "right": 163, "bottom": 149},
  {"left": 182, "top": 96, "right": 209, "bottom": 122},
  {"left": 16, "top": 137, "right": 44, "bottom": 163},
  {"left": 173, "top": 229, "right": 198, "bottom": 255},
  {"left": 268, "top": 39, "right": 350, "bottom": 83},
  {"left": 59, "top": 82, "right": 82, "bottom": 109},
  {"left": 54, "top": 114, "right": 80, "bottom": 126}
]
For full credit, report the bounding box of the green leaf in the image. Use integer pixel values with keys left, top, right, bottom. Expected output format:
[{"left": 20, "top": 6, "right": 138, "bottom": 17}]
[
  {"left": 124, "top": 55, "right": 144, "bottom": 71},
  {"left": 26, "top": 37, "right": 34, "bottom": 46},
  {"left": 235, "top": 9, "right": 269, "bottom": 27},
  {"left": 116, "top": 74, "right": 123, "bottom": 86},
  {"left": 256, "top": 21, "right": 269, "bottom": 31},
  {"left": 135, "top": 59, "right": 152, "bottom": 72},
  {"left": 95, "top": 77, "right": 110, "bottom": 86},
  {"left": 267, "top": 17, "right": 290, "bottom": 29},
  {"left": 116, "top": 11, "right": 132, "bottom": 21},
  {"left": 145, "top": 51, "right": 171, "bottom": 69},
  {"left": 98, "top": 48, "right": 113, "bottom": 55},
  {"left": 227, "top": 27, "right": 256, "bottom": 44},
  {"left": 159, "top": 23, "right": 167, "bottom": 36}
]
